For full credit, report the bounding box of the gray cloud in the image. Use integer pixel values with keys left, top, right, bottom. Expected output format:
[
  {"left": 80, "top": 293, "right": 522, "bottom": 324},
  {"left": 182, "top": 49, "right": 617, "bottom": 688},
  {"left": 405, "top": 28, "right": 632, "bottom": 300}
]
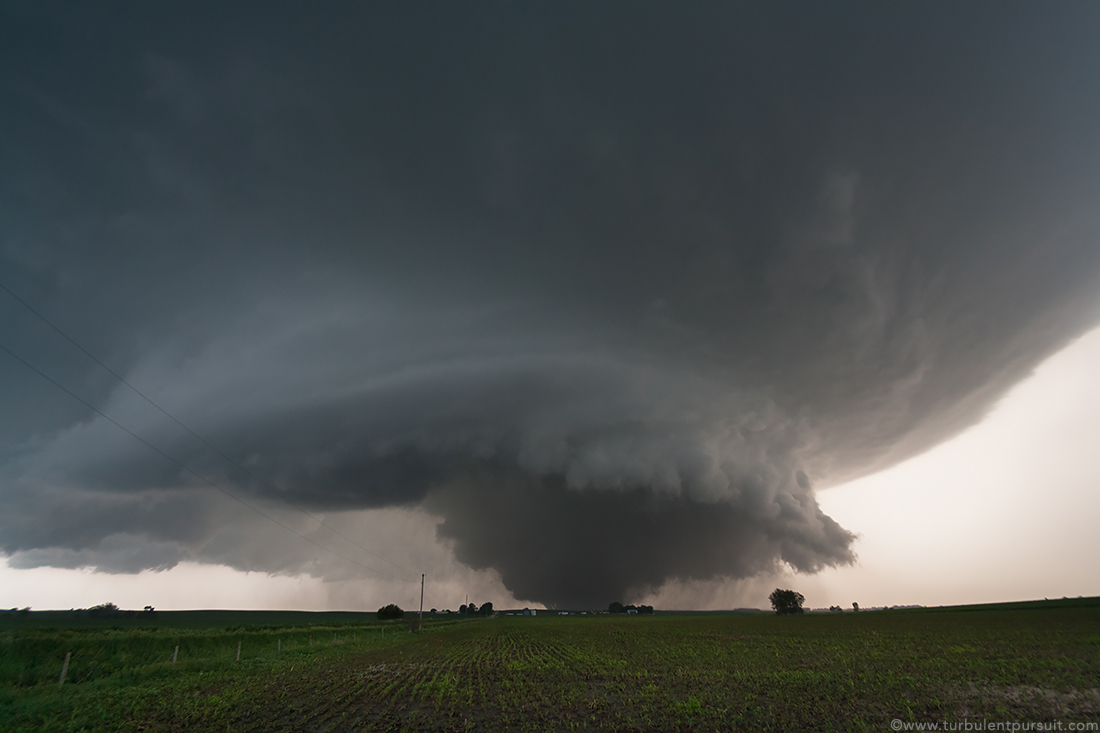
[{"left": 2, "top": 3, "right": 1100, "bottom": 607}]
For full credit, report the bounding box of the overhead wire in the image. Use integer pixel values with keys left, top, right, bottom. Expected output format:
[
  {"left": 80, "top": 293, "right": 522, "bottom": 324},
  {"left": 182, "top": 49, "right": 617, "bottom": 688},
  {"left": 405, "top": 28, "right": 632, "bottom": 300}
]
[
  {"left": 0, "top": 279, "right": 411, "bottom": 574},
  {"left": 0, "top": 340, "right": 410, "bottom": 581},
  {"left": 0, "top": 281, "right": 417, "bottom": 582}
]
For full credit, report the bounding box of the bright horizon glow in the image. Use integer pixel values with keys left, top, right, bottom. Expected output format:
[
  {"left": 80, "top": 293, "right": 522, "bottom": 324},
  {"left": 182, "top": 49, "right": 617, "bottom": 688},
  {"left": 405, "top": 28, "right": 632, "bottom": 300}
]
[
  {"left": 0, "top": 561, "right": 329, "bottom": 612},
  {"left": 3, "top": 325, "right": 1100, "bottom": 612},
  {"left": 803, "top": 323, "right": 1100, "bottom": 609}
]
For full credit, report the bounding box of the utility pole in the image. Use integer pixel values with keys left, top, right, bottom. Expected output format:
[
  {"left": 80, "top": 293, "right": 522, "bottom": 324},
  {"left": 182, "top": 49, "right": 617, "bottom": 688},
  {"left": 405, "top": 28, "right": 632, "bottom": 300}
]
[{"left": 419, "top": 573, "right": 425, "bottom": 632}]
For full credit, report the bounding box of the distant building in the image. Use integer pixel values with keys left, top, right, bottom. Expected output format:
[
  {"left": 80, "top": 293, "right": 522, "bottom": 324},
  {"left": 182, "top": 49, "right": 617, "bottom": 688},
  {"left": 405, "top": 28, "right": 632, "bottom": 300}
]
[
  {"left": 627, "top": 609, "right": 638, "bottom": 615},
  {"left": 523, "top": 608, "right": 537, "bottom": 616}
]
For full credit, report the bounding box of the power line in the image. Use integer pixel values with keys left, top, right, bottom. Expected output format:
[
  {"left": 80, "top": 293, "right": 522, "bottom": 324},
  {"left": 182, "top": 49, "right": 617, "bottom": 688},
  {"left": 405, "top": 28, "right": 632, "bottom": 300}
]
[
  {"left": 0, "top": 339, "right": 413, "bottom": 583},
  {"left": 0, "top": 279, "right": 412, "bottom": 575}
]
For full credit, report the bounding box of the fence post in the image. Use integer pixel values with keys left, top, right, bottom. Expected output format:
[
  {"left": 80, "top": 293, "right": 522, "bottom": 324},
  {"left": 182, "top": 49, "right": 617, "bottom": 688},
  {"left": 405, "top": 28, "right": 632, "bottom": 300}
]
[
  {"left": 334, "top": 633, "right": 337, "bottom": 645},
  {"left": 172, "top": 646, "right": 179, "bottom": 663},
  {"left": 237, "top": 640, "right": 241, "bottom": 662},
  {"left": 58, "top": 651, "right": 71, "bottom": 685},
  {"left": 278, "top": 639, "right": 281, "bottom": 654},
  {"left": 309, "top": 635, "right": 313, "bottom": 647}
]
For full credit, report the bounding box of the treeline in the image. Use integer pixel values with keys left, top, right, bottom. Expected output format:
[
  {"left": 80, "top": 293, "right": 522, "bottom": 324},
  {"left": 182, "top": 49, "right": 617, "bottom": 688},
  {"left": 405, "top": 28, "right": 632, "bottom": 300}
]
[
  {"left": 376, "top": 602, "right": 496, "bottom": 619},
  {"left": 608, "top": 602, "right": 654, "bottom": 615},
  {"left": 8, "top": 603, "right": 160, "bottom": 620}
]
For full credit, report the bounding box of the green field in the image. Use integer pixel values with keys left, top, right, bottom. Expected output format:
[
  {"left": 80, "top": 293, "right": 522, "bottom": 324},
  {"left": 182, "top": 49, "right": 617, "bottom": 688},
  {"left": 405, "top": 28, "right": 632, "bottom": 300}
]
[{"left": 2, "top": 600, "right": 1099, "bottom": 731}]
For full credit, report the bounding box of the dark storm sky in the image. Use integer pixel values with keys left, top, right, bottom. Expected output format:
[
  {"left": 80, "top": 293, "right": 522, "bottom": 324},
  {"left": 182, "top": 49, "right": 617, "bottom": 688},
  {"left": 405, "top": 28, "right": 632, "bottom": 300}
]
[{"left": 2, "top": 2, "right": 1100, "bottom": 607}]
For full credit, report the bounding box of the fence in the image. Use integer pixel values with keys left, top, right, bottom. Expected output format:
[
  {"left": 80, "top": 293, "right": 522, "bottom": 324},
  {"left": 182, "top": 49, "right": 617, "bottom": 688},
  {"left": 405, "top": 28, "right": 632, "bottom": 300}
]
[{"left": 2, "top": 623, "right": 414, "bottom": 689}]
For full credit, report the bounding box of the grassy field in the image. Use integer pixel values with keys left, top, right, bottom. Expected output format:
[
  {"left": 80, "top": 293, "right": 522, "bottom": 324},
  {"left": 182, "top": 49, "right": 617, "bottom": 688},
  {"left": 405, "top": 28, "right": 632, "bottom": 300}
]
[
  {"left": 2, "top": 600, "right": 1098, "bottom": 731},
  {"left": 0, "top": 609, "right": 397, "bottom": 631}
]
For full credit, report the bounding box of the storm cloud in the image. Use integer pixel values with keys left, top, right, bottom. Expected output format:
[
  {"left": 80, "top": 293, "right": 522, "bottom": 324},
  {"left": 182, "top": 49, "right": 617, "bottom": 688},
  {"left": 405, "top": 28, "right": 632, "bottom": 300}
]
[{"left": 2, "top": 2, "right": 1100, "bottom": 607}]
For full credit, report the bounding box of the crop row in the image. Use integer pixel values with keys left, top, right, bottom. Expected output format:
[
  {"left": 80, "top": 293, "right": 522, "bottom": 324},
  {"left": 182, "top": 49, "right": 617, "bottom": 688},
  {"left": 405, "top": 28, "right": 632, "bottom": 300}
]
[{"left": 4, "top": 606, "right": 1098, "bottom": 731}]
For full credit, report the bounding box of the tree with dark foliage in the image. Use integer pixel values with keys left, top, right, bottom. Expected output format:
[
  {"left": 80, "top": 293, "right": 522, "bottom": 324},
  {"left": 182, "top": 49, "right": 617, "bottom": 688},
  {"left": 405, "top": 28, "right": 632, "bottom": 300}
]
[
  {"left": 769, "top": 589, "right": 805, "bottom": 615},
  {"left": 87, "top": 602, "right": 121, "bottom": 619},
  {"left": 609, "top": 601, "right": 624, "bottom": 614},
  {"left": 377, "top": 603, "right": 404, "bottom": 620}
]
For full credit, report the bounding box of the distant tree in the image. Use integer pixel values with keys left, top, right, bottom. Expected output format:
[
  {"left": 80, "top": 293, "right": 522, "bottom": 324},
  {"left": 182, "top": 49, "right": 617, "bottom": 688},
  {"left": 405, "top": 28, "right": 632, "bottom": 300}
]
[
  {"left": 829, "top": 605, "right": 843, "bottom": 614},
  {"left": 480, "top": 601, "right": 493, "bottom": 616},
  {"left": 430, "top": 608, "right": 438, "bottom": 614},
  {"left": 377, "top": 604, "right": 404, "bottom": 620},
  {"left": 638, "top": 605, "right": 654, "bottom": 615},
  {"left": 88, "top": 602, "right": 120, "bottom": 619},
  {"left": 852, "top": 602, "right": 859, "bottom": 612},
  {"left": 769, "top": 589, "right": 805, "bottom": 616},
  {"left": 459, "top": 604, "right": 468, "bottom": 615},
  {"left": 609, "top": 601, "right": 624, "bottom": 614}
]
